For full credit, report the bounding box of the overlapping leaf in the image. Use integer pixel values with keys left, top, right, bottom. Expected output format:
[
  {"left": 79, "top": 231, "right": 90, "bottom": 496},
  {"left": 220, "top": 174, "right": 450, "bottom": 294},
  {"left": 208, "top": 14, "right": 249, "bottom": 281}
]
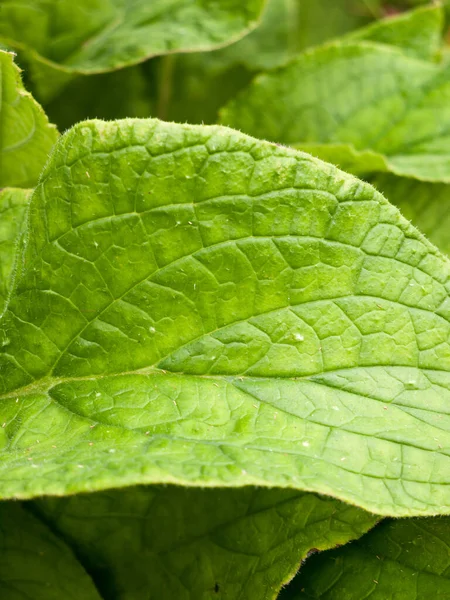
[
  {"left": 0, "top": 0, "right": 266, "bottom": 100},
  {"left": 0, "top": 51, "right": 58, "bottom": 187},
  {"left": 282, "top": 516, "right": 450, "bottom": 599},
  {"left": 220, "top": 6, "right": 450, "bottom": 182},
  {"left": 33, "top": 486, "right": 377, "bottom": 600},
  {"left": 1, "top": 119, "right": 450, "bottom": 517}
]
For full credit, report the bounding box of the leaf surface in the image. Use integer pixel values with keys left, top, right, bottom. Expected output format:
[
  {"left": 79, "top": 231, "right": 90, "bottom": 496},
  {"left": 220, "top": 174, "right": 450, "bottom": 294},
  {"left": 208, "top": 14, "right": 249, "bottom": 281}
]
[
  {"left": 0, "top": 0, "right": 265, "bottom": 100},
  {"left": 2, "top": 119, "right": 450, "bottom": 516},
  {"left": 0, "top": 188, "right": 31, "bottom": 315},
  {"left": 220, "top": 34, "right": 450, "bottom": 182},
  {"left": 0, "top": 503, "right": 101, "bottom": 599},
  {"left": 34, "top": 486, "right": 377, "bottom": 600},
  {"left": 281, "top": 516, "right": 450, "bottom": 599},
  {"left": 0, "top": 51, "right": 58, "bottom": 187}
]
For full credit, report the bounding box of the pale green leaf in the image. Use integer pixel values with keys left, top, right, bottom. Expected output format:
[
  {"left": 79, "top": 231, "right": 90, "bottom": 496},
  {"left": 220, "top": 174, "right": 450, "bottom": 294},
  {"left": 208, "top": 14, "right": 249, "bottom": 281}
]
[
  {"left": 0, "top": 503, "right": 101, "bottom": 599},
  {"left": 281, "top": 516, "right": 450, "bottom": 599},
  {"left": 34, "top": 486, "right": 378, "bottom": 600},
  {"left": 0, "top": 0, "right": 266, "bottom": 101},
  {"left": 2, "top": 119, "right": 450, "bottom": 516},
  {"left": 0, "top": 188, "right": 30, "bottom": 315},
  {"left": 0, "top": 51, "right": 58, "bottom": 187},
  {"left": 371, "top": 175, "right": 450, "bottom": 258},
  {"left": 220, "top": 41, "right": 450, "bottom": 182}
]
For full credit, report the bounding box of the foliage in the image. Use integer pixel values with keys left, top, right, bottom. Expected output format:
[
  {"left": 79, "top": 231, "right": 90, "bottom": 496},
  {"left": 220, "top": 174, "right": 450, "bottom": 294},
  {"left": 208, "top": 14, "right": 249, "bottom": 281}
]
[{"left": 1, "top": 1, "right": 450, "bottom": 598}]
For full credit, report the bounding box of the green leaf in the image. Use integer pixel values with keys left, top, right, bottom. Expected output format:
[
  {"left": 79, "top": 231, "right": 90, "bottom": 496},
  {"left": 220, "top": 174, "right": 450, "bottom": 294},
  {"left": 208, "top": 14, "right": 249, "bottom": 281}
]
[
  {"left": 33, "top": 486, "right": 378, "bottom": 600},
  {"left": 0, "top": 0, "right": 266, "bottom": 101},
  {"left": 0, "top": 502, "right": 101, "bottom": 599},
  {"left": 345, "top": 4, "right": 444, "bottom": 60},
  {"left": 0, "top": 188, "right": 31, "bottom": 316},
  {"left": 371, "top": 175, "right": 450, "bottom": 258},
  {"left": 220, "top": 37, "right": 450, "bottom": 183},
  {"left": 281, "top": 516, "right": 450, "bottom": 599},
  {"left": 2, "top": 119, "right": 450, "bottom": 516},
  {"left": 0, "top": 51, "right": 58, "bottom": 188}
]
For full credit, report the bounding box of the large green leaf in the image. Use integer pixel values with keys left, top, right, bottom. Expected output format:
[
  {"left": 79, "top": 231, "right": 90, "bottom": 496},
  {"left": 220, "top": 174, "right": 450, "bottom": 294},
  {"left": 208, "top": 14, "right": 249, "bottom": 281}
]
[
  {"left": 372, "top": 175, "right": 450, "bottom": 257},
  {"left": 0, "top": 502, "right": 101, "bottom": 599},
  {"left": 0, "top": 51, "right": 58, "bottom": 187},
  {"left": 0, "top": 188, "right": 30, "bottom": 315},
  {"left": 220, "top": 9, "right": 450, "bottom": 183},
  {"left": 281, "top": 516, "right": 450, "bottom": 599},
  {"left": 33, "top": 486, "right": 377, "bottom": 600},
  {"left": 2, "top": 119, "right": 450, "bottom": 516},
  {"left": 0, "top": 0, "right": 266, "bottom": 101}
]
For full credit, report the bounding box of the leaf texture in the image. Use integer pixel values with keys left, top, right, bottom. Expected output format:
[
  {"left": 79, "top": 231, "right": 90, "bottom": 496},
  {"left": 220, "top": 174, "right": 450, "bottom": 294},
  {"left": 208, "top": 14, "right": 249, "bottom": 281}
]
[
  {"left": 1, "top": 119, "right": 450, "bottom": 516},
  {"left": 0, "top": 188, "right": 31, "bottom": 315}
]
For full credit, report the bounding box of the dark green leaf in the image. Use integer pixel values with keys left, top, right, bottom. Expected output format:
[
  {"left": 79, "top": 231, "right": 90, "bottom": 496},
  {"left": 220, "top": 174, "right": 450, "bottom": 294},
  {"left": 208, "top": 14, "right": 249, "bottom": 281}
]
[
  {"left": 34, "top": 486, "right": 378, "bottom": 600},
  {"left": 0, "top": 503, "right": 101, "bottom": 599}
]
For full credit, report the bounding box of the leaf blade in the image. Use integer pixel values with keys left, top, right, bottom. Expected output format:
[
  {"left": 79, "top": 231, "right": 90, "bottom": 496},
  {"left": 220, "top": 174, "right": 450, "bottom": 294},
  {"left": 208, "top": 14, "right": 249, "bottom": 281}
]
[{"left": 1, "top": 119, "right": 450, "bottom": 516}]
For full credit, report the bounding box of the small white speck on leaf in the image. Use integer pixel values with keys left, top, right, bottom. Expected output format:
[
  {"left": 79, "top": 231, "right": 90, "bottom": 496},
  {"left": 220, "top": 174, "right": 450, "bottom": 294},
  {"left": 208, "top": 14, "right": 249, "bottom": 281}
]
[
  {"left": 294, "top": 333, "right": 304, "bottom": 342},
  {"left": 302, "top": 441, "right": 310, "bottom": 447}
]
